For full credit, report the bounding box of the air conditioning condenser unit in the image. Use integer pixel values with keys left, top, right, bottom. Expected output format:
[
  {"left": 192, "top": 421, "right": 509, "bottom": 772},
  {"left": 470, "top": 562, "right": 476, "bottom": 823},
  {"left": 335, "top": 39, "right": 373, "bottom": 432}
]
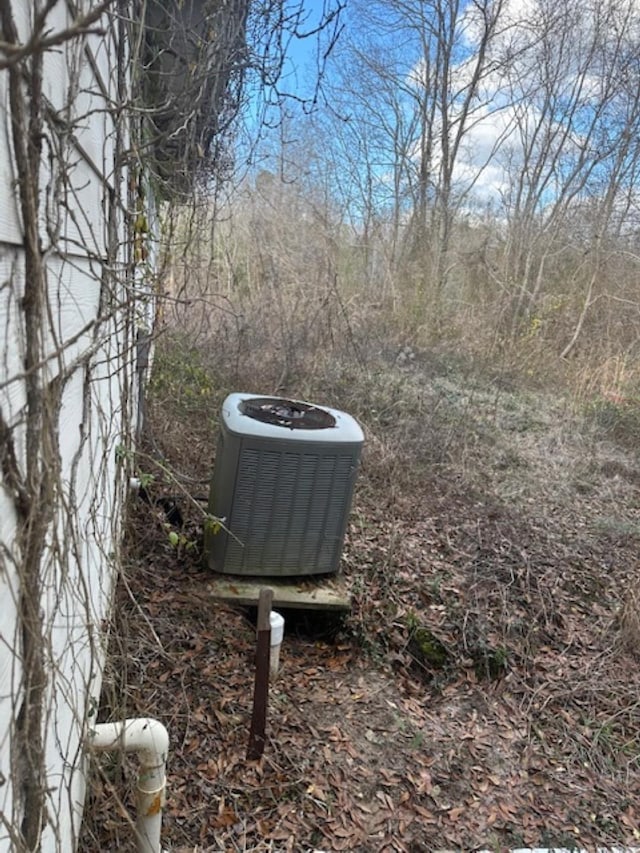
[{"left": 204, "top": 393, "right": 364, "bottom": 577}]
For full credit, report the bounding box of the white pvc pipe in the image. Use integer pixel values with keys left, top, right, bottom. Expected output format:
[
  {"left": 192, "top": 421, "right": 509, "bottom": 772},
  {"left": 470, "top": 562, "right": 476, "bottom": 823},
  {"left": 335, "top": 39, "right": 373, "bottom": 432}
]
[
  {"left": 269, "top": 611, "right": 285, "bottom": 677},
  {"left": 88, "top": 718, "right": 169, "bottom": 853}
]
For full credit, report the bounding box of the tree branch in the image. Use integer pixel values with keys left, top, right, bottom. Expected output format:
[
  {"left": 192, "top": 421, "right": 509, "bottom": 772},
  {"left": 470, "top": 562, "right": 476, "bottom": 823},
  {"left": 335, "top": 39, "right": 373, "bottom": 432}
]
[{"left": 0, "top": 409, "right": 29, "bottom": 521}]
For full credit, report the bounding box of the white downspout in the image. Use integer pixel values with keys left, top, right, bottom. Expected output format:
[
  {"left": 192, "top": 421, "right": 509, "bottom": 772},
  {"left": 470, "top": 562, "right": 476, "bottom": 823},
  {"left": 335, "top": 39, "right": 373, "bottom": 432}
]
[{"left": 88, "top": 718, "right": 169, "bottom": 853}]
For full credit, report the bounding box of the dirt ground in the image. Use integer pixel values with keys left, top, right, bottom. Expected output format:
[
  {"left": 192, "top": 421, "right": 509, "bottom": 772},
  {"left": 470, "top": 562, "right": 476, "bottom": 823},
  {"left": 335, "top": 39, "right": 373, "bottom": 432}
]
[{"left": 80, "top": 342, "right": 640, "bottom": 852}]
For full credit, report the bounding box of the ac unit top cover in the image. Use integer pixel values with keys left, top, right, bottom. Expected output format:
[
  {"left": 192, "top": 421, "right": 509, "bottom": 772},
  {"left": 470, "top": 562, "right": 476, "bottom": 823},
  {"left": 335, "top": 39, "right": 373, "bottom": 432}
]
[{"left": 221, "top": 393, "right": 364, "bottom": 444}]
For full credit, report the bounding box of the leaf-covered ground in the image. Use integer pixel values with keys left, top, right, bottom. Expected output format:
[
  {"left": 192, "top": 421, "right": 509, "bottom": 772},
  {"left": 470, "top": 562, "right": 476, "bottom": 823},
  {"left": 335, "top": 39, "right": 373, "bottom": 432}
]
[{"left": 81, "top": 342, "right": 640, "bottom": 852}]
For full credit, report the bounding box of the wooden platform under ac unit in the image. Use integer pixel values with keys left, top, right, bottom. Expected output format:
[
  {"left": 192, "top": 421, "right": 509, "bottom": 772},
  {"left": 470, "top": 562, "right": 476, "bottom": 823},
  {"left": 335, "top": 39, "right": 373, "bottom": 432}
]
[{"left": 206, "top": 572, "right": 351, "bottom": 611}]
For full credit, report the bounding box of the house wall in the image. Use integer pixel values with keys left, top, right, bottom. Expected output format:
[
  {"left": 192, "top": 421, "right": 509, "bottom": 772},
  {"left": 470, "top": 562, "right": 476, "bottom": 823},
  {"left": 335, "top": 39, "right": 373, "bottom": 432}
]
[{"left": 0, "top": 2, "right": 145, "bottom": 849}]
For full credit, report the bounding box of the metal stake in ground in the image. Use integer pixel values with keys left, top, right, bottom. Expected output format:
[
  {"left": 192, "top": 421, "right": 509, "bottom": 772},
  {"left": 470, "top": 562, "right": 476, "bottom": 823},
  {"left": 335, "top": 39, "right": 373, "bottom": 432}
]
[{"left": 247, "top": 587, "right": 273, "bottom": 760}]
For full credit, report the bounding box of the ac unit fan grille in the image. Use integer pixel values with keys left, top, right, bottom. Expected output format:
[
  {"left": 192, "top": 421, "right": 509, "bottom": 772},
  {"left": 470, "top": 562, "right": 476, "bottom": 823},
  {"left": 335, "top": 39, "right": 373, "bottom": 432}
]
[{"left": 224, "top": 446, "right": 356, "bottom": 574}]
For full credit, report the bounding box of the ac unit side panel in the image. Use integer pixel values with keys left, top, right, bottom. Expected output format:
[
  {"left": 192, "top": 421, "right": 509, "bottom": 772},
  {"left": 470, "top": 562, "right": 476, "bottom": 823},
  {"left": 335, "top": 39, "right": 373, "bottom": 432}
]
[
  {"left": 211, "top": 435, "right": 361, "bottom": 576},
  {"left": 205, "top": 428, "right": 241, "bottom": 571}
]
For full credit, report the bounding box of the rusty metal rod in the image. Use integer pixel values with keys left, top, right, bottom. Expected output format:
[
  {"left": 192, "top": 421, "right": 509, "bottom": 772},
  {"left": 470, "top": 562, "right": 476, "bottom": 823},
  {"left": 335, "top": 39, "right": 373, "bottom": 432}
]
[{"left": 247, "top": 587, "right": 273, "bottom": 760}]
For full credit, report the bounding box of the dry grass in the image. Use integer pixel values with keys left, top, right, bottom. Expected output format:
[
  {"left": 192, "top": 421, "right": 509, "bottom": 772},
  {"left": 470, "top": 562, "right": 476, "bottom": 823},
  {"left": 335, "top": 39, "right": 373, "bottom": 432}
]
[{"left": 618, "top": 589, "right": 640, "bottom": 658}]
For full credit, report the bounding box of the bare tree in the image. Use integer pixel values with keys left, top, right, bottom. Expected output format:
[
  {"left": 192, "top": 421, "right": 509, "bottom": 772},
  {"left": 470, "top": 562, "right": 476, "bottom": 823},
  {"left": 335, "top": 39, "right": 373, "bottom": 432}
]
[{"left": 318, "top": 0, "right": 509, "bottom": 329}]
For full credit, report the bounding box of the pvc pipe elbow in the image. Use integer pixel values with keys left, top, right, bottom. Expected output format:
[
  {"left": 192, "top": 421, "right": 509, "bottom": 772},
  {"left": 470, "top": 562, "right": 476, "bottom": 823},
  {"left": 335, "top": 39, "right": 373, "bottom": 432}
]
[
  {"left": 88, "top": 718, "right": 169, "bottom": 853},
  {"left": 90, "top": 717, "right": 169, "bottom": 765}
]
